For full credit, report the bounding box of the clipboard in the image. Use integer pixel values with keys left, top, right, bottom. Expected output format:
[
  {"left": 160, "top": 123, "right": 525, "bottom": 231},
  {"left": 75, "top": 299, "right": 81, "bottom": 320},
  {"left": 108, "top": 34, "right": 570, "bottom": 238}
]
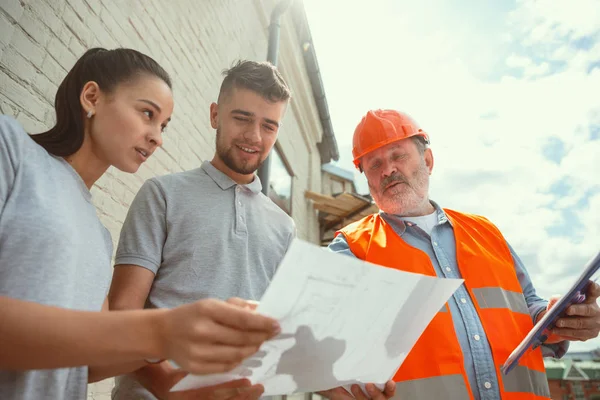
[{"left": 501, "top": 250, "right": 600, "bottom": 376}]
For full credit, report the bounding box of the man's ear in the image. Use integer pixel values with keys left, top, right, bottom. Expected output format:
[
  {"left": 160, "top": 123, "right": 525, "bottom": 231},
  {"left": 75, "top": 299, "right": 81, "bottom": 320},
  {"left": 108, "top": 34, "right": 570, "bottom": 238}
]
[
  {"left": 424, "top": 148, "right": 434, "bottom": 175},
  {"left": 209, "top": 102, "right": 219, "bottom": 130}
]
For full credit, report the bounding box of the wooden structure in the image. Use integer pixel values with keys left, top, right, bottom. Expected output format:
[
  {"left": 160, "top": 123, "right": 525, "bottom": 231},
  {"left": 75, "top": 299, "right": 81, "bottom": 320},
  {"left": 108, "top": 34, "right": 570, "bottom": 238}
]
[{"left": 305, "top": 190, "right": 379, "bottom": 246}]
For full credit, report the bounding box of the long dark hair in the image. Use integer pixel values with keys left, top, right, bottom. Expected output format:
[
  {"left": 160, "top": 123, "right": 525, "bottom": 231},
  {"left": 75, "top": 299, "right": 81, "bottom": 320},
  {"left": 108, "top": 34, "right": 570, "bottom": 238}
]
[{"left": 31, "top": 48, "right": 172, "bottom": 157}]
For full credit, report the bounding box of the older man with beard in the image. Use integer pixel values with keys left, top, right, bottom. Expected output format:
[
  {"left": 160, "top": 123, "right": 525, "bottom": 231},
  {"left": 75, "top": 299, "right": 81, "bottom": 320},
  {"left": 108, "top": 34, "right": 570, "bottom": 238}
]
[
  {"left": 107, "top": 63, "right": 395, "bottom": 400},
  {"left": 329, "top": 109, "right": 600, "bottom": 400}
]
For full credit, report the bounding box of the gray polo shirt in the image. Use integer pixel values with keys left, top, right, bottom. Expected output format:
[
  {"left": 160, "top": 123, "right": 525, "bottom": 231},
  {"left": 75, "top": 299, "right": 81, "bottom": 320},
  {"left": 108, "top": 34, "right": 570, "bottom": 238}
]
[
  {"left": 0, "top": 115, "right": 112, "bottom": 400},
  {"left": 112, "top": 160, "right": 295, "bottom": 400}
]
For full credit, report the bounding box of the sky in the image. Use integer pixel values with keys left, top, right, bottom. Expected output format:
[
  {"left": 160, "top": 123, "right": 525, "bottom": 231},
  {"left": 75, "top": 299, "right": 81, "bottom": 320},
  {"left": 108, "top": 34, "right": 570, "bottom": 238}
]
[{"left": 303, "top": 0, "right": 600, "bottom": 352}]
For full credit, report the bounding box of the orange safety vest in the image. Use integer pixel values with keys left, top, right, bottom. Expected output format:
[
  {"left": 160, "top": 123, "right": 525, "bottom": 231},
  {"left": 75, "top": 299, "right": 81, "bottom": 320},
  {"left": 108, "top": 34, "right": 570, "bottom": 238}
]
[{"left": 337, "top": 209, "right": 550, "bottom": 399}]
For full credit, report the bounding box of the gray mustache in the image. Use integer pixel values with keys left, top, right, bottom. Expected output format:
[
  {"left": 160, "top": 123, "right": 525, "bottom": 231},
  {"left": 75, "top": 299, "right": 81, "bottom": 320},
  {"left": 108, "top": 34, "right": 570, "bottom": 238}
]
[{"left": 381, "top": 174, "right": 407, "bottom": 190}]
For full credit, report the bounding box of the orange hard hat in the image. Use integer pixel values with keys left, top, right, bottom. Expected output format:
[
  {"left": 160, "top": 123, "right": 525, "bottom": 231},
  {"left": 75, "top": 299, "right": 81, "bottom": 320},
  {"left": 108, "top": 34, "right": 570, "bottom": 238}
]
[{"left": 352, "top": 109, "right": 430, "bottom": 170}]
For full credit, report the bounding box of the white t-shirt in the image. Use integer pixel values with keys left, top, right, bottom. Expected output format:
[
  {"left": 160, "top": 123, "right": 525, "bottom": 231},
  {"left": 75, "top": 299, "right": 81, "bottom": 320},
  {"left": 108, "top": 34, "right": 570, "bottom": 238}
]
[{"left": 401, "top": 209, "right": 438, "bottom": 236}]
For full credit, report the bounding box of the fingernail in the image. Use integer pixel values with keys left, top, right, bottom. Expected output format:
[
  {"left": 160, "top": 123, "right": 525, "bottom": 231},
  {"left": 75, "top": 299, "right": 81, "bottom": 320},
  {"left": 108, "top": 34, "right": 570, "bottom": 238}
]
[{"left": 273, "top": 322, "right": 281, "bottom": 332}]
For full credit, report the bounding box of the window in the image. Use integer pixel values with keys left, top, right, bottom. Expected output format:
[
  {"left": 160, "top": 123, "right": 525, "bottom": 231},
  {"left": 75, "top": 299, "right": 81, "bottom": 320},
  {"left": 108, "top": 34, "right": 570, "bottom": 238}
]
[
  {"left": 573, "top": 382, "right": 585, "bottom": 400},
  {"left": 268, "top": 146, "right": 293, "bottom": 215}
]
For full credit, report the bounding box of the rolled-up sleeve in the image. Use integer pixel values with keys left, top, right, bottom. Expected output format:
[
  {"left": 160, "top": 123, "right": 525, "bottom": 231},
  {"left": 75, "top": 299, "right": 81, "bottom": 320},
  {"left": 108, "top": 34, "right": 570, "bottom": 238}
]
[{"left": 327, "top": 234, "right": 357, "bottom": 258}]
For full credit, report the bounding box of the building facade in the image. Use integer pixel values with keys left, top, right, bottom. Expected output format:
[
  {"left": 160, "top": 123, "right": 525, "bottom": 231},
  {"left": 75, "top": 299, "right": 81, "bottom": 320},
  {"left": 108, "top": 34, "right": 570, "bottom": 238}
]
[
  {"left": 545, "top": 351, "right": 600, "bottom": 400},
  {"left": 0, "top": 0, "right": 352, "bottom": 398}
]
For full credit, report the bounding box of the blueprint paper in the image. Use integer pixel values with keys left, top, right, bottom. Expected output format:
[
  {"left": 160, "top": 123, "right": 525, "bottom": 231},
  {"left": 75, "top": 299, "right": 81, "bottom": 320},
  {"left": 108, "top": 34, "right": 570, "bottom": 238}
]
[{"left": 172, "top": 239, "right": 463, "bottom": 395}]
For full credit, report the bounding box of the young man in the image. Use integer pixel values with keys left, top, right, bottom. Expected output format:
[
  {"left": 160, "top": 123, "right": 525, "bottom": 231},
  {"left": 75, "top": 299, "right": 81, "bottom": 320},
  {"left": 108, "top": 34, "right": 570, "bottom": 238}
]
[{"left": 108, "top": 60, "right": 295, "bottom": 399}]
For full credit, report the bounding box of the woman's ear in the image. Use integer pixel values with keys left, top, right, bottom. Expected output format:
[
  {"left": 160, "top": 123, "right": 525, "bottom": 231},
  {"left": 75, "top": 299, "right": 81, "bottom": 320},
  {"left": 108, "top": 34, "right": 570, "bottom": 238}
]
[{"left": 80, "top": 81, "right": 101, "bottom": 117}]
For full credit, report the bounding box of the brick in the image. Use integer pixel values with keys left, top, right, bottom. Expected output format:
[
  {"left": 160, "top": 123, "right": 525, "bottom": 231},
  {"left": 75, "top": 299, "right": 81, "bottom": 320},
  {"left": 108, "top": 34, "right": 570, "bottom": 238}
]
[
  {"left": 134, "top": 163, "right": 155, "bottom": 182},
  {"left": 47, "top": 35, "right": 77, "bottom": 71},
  {"left": 102, "top": 193, "right": 126, "bottom": 217},
  {"left": 66, "top": 0, "right": 93, "bottom": 23},
  {"left": 1, "top": 0, "right": 24, "bottom": 22},
  {"left": 101, "top": 0, "right": 131, "bottom": 28},
  {"left": 106, "top": 180, "right": 127, "bottom": 204},
  {"left": 62, "top": 4, "right": 94, "bottom": 47},
  {"left": 0, "top": 69, "right": 48, "bottom": 120},
  {"left": 104, "top": 198, "right": 127, "bottom": 223},
  {"left": 16, "top": 110, "right": 47, "bottom": 133},
  {"left": 97, "top": 5, "right": 129, "bottom": 46},
  {"left": 44, "top": 0, "right": 67, "bottom": 16},
  {"left": 122, "top": 187, "right": 135, "bottom": 206},
  {"left": 81, "top": 0, "right": 101, "bottom": 17},
  {"left": 0, "top": 45, "right": 37, "bottom": 83},
  {"left": 126, "top": 15, "right": 148, "bottom": 45},
  {"left": 18, "top": 8, "right": 52, "bottom": 47},
  {"left": 41, "top": 53, "right": 67, "bottom": 85},
  {"left": 33, "top": 71, "right": 58, "bottom": 104},
  {"left": 44, "top": 107, "right": 56, "bottom": 127},
  {"left": 69, "top": 35, "right": 85, "bottom": 58},
  {"left": 84, "top": 14, "right": 117, "bottom": 49},
  {"left": 54, "top": 25, "right": 70, "bottom": 45},
  {"left": 26, "top": 0, "right": 63, "bottom": 34},
  {"left": 90, "top": 186, "right": 109, "bottom": 210},
  {"left": 111, "top": 169, "right": 143, "bottom": 192},
  {"left": 0, "top": 12, "right": 14, "bottom": 47},
  {"left": 10, "top": 28, "right": 45, "bottom": 67},
  {"left": 0, "top": 94, "right": 18, "bottom": 116}
]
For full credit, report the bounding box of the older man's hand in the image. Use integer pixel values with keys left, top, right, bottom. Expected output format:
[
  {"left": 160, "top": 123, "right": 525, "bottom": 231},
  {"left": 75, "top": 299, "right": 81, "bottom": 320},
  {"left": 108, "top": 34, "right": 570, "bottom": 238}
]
[
  {"left": 542, "top": 281, "right": 600, "bottom": 342},
  {"left": 165, "top": 376, "right": 264, "bottom": 400},
  {"left": 318, "top": 381, "right": 396, "bottom": 400}
]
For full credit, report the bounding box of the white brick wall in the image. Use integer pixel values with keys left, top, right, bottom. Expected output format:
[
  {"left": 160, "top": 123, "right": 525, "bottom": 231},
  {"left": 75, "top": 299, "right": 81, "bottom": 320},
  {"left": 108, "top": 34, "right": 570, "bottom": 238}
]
[{"left": 1, "top": 0, "right": 326, "bottom": 397}]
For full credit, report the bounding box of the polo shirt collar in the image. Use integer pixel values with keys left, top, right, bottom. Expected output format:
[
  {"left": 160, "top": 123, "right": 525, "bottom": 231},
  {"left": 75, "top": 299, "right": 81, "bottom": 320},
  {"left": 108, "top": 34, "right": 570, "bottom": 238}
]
[{"left": 201, "top": 161, "right": 263, "bottom": 194}]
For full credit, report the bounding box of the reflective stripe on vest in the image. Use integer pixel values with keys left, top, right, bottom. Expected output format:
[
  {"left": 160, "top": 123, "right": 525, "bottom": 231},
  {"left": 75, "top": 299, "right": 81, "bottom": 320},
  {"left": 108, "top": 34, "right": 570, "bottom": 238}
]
[
  {"left": 392, "top": 374, "right": 469, "bottom": 399},
  {"left": 392, "top": 366, "right": 550, "bottom": 399},
  {"left": 472, "top": 287, "right": 529, "bottom": 315},
  {"left": 502, "top": 365, "right": 551, "bottom": 398}
]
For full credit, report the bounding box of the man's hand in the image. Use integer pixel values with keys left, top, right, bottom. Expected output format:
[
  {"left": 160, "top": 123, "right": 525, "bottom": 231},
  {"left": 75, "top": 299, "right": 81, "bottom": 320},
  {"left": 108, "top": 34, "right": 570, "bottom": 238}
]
[
  {"left": 318, "top": 381, "right": 396, "bottom": 400},
  {"left": 541, "top": 281, "right": 600, "bottom": 343},
  {"left": 166, "top": 377, "right": 264, "bottom": 400}
]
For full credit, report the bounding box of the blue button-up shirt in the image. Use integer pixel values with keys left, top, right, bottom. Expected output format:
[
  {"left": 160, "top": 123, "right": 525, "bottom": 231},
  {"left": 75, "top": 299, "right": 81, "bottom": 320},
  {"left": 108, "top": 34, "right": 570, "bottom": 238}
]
[{"left": 328, "top": 202, "right": 568, "bottom": 400}]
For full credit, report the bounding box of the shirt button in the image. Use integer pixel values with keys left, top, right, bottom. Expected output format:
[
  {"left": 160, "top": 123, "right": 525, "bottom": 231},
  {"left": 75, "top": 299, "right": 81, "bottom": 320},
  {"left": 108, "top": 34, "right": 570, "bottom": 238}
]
[
  {"left": 445, "top": 267, "right": 451, "bottom": 272},
  {"left": 474, "top": 334, "right": 480, "bottom": 341},
  {"left": 460, "top": 298, "right": 467, "bottom": 304},
  {"left": 433, "top": 242, "right": 438, "bottom": 246},
  {"left": 484, "top": 382, "right": 492, "bottom": 389}
]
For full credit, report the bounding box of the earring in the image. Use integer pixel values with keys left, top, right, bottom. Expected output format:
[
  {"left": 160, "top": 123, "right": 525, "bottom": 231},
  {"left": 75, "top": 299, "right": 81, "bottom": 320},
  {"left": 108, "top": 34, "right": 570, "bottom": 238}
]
[{"left": 87, "top": 110, "right": 93, "bottom": 119}]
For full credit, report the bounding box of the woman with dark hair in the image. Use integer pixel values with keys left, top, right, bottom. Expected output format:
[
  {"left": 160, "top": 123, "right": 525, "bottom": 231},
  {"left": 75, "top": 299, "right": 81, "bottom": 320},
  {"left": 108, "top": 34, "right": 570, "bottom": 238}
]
[{"left": 0, "top": 48, "right": 279, "bottom": 400}]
